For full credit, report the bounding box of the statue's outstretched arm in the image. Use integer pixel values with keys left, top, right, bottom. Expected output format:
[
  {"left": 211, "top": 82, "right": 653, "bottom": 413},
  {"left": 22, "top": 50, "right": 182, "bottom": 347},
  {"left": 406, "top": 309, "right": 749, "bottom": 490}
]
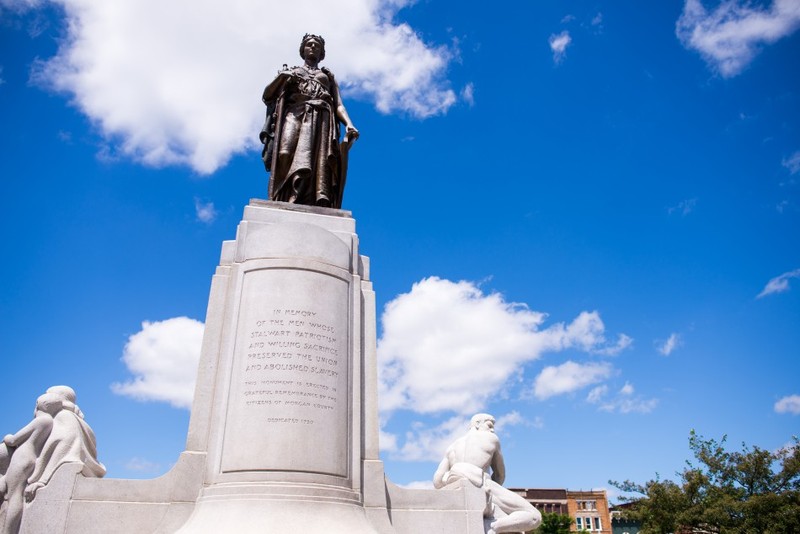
[{"left": 5, "top": 419, "right": 39, "bottom": 448}]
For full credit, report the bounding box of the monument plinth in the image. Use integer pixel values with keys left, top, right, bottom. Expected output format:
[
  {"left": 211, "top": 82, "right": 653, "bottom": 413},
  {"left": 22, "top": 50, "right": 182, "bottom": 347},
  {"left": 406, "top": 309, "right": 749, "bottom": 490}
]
[{"left": 175, "top": 200, "right": 379, "bottom": 533}]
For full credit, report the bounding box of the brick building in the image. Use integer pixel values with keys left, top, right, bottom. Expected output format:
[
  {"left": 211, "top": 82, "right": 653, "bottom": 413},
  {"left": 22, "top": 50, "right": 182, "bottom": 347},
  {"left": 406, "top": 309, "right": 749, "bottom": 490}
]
[{"left": 509, "top": 488, "right": 612, "bottom": 533}]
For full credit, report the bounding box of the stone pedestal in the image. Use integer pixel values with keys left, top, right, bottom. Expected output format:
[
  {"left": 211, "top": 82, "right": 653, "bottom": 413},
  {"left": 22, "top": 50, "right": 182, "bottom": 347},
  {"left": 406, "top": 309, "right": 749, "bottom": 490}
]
[
  {"left": 174, "top": 200, "right": 379, "bottom": 533},
  {"left": 18, "top": 201, "right": 487, "bottom": 533}
]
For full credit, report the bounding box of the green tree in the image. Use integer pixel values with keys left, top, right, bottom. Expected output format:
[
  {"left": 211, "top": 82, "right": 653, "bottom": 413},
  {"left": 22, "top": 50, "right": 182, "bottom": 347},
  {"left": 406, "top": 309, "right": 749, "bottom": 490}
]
[
  {"left": 610, "top": 432, "right": 800, "bottom": 534},
  {"left": 534, "top": 512, "right": 574, "bottom": 534}
]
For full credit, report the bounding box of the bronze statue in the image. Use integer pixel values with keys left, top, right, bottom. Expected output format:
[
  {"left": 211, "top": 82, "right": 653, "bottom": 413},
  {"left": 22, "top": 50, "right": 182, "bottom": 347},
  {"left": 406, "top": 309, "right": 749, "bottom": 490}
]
[{"left": 260, "top": 34, "right": 359, "bottom": 209}]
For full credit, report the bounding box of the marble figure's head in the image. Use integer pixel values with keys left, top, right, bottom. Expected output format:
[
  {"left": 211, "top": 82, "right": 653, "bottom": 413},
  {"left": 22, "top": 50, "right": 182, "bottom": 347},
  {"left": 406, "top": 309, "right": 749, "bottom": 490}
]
[
  {"left": 35, "top": 393, "right": 63, "bottom": 416},
  {"left": 470, "top": 413, "right": 496, "bottom": 433}
]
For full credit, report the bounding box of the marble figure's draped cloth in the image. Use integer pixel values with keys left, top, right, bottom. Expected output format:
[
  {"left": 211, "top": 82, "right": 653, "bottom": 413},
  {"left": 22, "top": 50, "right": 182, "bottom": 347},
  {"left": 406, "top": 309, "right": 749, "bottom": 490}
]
[{"left": 29, "top": 404, "right": 106, "bottom": 487}]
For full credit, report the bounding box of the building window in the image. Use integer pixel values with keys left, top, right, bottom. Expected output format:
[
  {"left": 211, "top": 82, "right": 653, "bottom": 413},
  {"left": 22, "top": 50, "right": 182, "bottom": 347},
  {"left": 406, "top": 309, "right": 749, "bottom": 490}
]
[
  {"left": 576, "top": 517, "right": 583, "bottom": 529},
  {"left": 594, "top": 517, "right": 601, "bottom": 530}
]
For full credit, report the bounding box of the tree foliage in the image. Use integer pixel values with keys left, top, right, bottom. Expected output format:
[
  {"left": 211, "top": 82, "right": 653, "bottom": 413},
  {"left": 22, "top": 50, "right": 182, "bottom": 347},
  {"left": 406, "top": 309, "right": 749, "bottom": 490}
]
[
  {"left": 534, "top": 512, "right": 574, "bottom": 534},
  {"left": 610, "top": 431, "right": 800, "bottom": 534}
]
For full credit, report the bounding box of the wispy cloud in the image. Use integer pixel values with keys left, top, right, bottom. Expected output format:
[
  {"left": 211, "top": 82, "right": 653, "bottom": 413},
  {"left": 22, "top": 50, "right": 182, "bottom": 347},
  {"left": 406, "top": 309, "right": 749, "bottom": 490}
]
[
  {"left": 124, "top": 457, "right": 162, "bottom": 474},
  {"left": 378, "top": 277, "right": 630, "bottom": 416},
  {"left": 657, "top": 333, "right": 682, "bottom": 356},
  {"left": 594, "top": 333, "right": 633, "bottom": 356},
  {"left": 18, "top": 0, "right": 457, "bottom": 174},
  {"left": 386, "top": 415, "right": 470, "bottom": 462},
  {"left": 533, "top": 361, "right": 614, "bottom": 400},
  {"left": 461, "top": 82, "right": 475, "bottom": 107},
  {"left": 194, "top": 197, "right": 217, "bottom": 224},
  {"left": 668, "top": 198, "right": 698, "bottom": 216},
  {"left": 591, "top": 12, "right": 604, "bottom": 32},
  {"left": 783, "top": 151, "right": 800, "bottom": 174},
  {"left": 549, "top": 31, "right": 572, "bottom": 63},
  {"left": 111, "top": 317, "right": 204, "bottom": 409},
  {"left": 676, "top": 0, "right": 800, "bottom": 77},
  {"left": 384, "top": 410, "right": 525, "bottom": 462},
  {"left": 757, "top": 268, "right": 800, "bottom": 298},
  {"left": 775, "top": 394, "right": 800, "bottom": 415},
  {"left": 587, "top": 382, "right": 658, "bottom": 414},
  {"left": 400, "top": 480, "right": 435, "bottom": 490}
]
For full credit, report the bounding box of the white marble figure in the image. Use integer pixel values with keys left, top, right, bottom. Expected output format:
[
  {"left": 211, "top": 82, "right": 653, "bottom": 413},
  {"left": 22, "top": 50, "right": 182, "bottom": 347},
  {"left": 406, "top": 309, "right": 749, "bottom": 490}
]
[
  {"left": 24, "top": 386, "right": 106, "bottom": 501},
  {"left": 0, "top": 393, "right": 61, "bottom": 534},
  {"left": 433, "top": 413, "right": 542, "bottom": 534},
  {"left": 0, "top": 386, "right": 105, "bottom": 534}
]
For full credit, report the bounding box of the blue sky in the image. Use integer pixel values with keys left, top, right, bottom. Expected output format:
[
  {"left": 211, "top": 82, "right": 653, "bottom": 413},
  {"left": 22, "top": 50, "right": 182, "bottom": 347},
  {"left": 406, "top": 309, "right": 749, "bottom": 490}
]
[{"left": 1, "top": 0, "right": 799, "bottom": 499}]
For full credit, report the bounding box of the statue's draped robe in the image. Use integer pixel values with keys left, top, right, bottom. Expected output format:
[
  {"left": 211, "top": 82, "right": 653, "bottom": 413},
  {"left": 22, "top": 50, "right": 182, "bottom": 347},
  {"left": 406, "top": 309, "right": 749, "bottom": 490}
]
[
  {"left": 261, "top": 67, "right": 342, "bottom": 207},
  {"left": 29, "top": 406, "right": 106, "bottom": 488}
]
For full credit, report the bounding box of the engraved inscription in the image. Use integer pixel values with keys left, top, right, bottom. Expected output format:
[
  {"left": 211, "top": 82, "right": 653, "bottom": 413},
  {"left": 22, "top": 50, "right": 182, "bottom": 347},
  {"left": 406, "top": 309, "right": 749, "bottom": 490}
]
[
  {"left": 221, "top": 268, "right": 350, "bottom": 477},
  {"left": 241, "top": 309, "right": 342, "bottom": 422}
]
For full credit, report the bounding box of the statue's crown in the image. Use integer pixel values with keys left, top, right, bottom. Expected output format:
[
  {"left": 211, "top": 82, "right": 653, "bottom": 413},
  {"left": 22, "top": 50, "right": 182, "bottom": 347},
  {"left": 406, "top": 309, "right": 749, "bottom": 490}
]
[{"left": 302, "top": 33, "right": 325, "bottom": 46}]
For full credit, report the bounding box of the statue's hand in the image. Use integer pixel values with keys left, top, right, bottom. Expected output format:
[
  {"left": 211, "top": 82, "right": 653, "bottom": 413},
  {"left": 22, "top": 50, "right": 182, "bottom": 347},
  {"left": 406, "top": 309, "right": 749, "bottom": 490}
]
[
  {"left": 3, "top": 434, "right": 15, "bottom": 447},
  {"left": 24, "top": 482, "right": 44, "bottom": 502},
  {"left": 345, "top": 127, "right": 359, "bottom": 142}
]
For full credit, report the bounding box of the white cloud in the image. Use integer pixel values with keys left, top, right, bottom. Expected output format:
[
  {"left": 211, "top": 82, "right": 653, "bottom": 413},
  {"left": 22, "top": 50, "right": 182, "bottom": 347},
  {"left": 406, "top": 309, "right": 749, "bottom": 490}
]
[
  {"left": 400, "top": 480, "right": 435, "bottom": 490},
  {"left": 757, "top": 268, "right": 800, "bottom": 298},
  {"left": 549, "top": 31, "right": 572, "bottom": 63},
  {"left": 21, "top": 0, "right": 457, "bottom": 174},
  {"left": 783, "top": 151, "right": 800, "bottom": 174},
  {"left": 494, "top": 411, "right": 528, "bottom": 432},
  {"left": 619, "top": 382, "right": 635, "bottom": 396},
  {"left": 379, "top": 429, "right": 399, "bottom": 453},
  {"left": 668, "top": 198, "right": 698, "bottom": 216},
  {"left": 775, "top": 394, "right": 800, "bottom": 414},
  {"left": 587, "top": 381, "right": 658, "bottom": 414},
  {"left": 657, "top": 333, "right": 682, "bottom": 356},
  {"left": 594, "top": 333, "right": 633, "bottom": 356},
  {"left": 676, "top": 0, "right": 800, "bottom": 77},
  {"left": 586, "top": 385, "right": 608, "bottom": 404},
  {"left": 461, "top": 82, "right": 475, "bottom": 107},
  {"left": 385, "top": 410, "right": 524, "bottom": 462},
  {"left": 377, "top": 277, "right": 630, "bottom": 416},
  {"left": 533, "top": 361, "right": 613, "bottom": 400},
  {"left": 111, "top": 317, "right": 204, "bottom": 409},
  {"left": 592, "top": 13, "right": 604, "bottom": 27},
  {"left": 389, "top": 415, "right": 469, "bottom": 462},
  {"left": 124, "top": 456, "right": 162, "bottom": 474},
  {"left": 194, "top": 198, "right": 217, "bottom": 224}
]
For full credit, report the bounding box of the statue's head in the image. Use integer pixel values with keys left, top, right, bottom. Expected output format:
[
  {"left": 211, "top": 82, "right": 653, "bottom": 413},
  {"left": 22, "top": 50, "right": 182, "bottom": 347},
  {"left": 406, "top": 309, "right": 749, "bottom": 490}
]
[
  {"left": 35, "top": 393, "right": 63, "bottom": 416},
  {"left": 299, "top": 33, "right": 326, "bottom": 61},
  {"left": 47, "top": 385, "right": 76, "bottom": 403},
  {"left": 470, "top": 413, "right": 496, "bottom": 433}
]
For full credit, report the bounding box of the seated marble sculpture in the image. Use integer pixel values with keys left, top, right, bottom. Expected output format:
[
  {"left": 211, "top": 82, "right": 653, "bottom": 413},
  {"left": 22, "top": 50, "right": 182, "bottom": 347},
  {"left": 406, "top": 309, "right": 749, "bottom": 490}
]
[
  {"left": 0, "top": 386, "right": 105, "bottom": 534},
  {"left": 433, "top": 413, "right": 541, "bottom": 534}
]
